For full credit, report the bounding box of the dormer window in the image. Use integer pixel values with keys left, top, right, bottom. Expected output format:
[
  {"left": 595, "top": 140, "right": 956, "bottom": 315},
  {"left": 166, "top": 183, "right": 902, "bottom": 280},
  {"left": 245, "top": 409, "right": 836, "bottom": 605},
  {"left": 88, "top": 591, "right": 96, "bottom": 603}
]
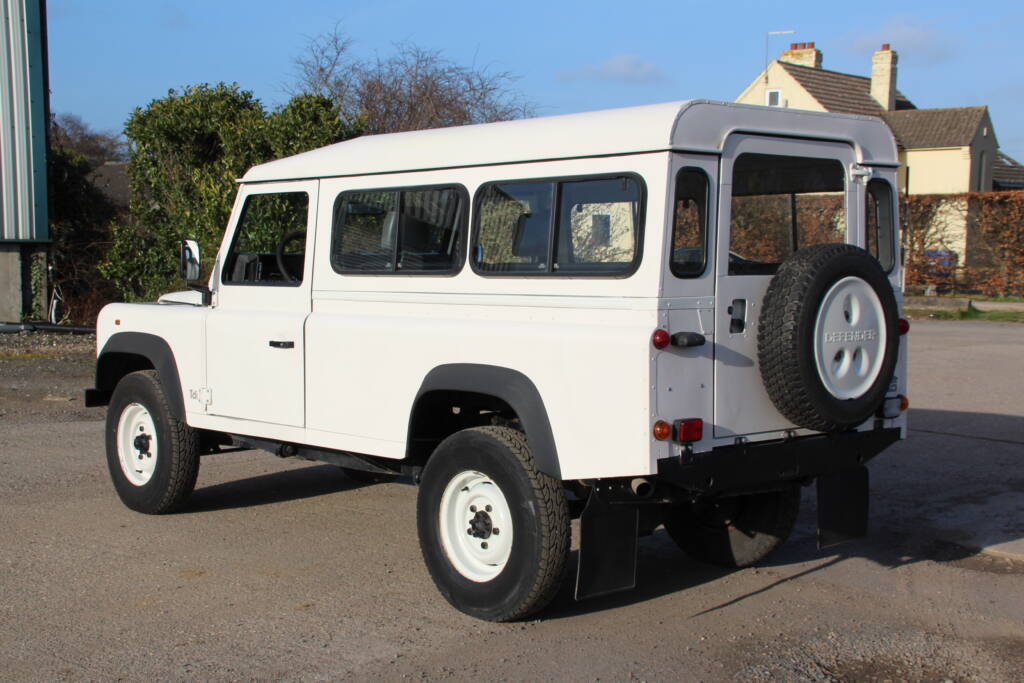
[{"left": 766, "top": 90, "right": 782, "bottom": 107}]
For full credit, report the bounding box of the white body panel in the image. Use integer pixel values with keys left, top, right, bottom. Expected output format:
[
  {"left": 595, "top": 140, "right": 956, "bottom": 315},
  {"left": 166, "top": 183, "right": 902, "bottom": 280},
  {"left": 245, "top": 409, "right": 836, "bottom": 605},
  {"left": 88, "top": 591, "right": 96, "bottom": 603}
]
[{"left": 95, "top": 100, "right": 908, "bottom": 481}]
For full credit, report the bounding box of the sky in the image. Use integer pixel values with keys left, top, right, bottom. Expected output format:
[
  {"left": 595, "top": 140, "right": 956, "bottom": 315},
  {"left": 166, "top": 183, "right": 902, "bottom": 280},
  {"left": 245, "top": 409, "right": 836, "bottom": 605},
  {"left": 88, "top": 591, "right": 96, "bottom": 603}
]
[{"left": 46, "top": 0, "right": 1024, "bottom": 162}]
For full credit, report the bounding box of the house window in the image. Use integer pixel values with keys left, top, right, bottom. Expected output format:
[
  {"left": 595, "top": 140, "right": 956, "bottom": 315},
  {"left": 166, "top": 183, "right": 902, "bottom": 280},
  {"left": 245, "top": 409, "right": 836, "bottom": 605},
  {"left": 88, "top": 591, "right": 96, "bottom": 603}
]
[{"left": 766, "top": 90, "right": 782, "bottom": 107}]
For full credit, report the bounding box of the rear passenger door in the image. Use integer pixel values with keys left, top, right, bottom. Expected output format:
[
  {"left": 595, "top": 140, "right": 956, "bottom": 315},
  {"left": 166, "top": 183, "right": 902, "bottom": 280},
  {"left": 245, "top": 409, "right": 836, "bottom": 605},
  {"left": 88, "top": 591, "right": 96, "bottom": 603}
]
[
  {"left": 206, "top": 181, "right": 318, "bottom": 427},
  {"left": 714, "top": 136, "right": 858, "bottom": 438}
]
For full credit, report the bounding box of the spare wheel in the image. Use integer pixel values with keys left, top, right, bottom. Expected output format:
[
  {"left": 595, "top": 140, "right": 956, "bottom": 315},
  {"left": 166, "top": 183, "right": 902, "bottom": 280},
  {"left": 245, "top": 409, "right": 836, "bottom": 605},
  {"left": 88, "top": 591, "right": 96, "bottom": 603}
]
[{"left": 757, "top": 243, "right": 899, "bottom": 432}]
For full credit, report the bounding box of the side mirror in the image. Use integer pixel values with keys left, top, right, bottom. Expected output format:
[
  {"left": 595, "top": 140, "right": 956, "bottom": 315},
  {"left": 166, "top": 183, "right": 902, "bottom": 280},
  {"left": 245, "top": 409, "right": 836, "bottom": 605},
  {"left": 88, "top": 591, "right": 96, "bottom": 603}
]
[{"left": 180, "top": 239, "right": 201, "bottom": 283}]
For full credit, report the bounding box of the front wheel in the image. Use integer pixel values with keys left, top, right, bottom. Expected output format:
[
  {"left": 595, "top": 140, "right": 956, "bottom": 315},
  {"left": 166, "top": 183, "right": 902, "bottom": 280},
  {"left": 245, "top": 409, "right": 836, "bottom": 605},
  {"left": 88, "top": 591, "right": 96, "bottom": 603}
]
[
  {"left": 416, "top": 426, "right": 569, "bottom": 621},
  {"left": 664, "top": 486, "right": 800, "bottom": 568},
  {"left": 105, "top": 370, "right": 199, "bottom": 514}
]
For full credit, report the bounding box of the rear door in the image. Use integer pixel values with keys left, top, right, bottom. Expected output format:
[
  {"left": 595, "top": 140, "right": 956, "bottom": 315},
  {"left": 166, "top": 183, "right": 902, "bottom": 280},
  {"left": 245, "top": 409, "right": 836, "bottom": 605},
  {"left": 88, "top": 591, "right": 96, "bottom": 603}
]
[{"left": 713, "top": 135, "right": 859, "bottom": 438}]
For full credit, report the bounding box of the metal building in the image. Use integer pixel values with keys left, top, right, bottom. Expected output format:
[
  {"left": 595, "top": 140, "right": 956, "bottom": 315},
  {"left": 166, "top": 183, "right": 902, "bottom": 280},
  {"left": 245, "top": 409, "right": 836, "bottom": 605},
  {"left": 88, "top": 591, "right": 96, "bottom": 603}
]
[{"left": 1, "top": 0, "right": 49, "bottom": 320}]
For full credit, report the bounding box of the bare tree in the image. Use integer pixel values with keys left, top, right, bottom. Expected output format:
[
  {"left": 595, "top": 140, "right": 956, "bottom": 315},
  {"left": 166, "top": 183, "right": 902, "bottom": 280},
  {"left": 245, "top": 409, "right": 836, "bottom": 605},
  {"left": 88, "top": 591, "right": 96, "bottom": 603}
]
[
  {"left": 50, "top": 113, "right": 127, "bottom": 168},
  {"left": 292, "top": 27, "right": 533, "bottom": 134}
]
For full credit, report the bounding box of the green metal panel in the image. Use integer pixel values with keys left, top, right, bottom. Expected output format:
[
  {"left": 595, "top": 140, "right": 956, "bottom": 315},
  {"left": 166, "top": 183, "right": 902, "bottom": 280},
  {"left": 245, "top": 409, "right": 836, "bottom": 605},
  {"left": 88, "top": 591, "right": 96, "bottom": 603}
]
[{"left": 1, "top": 0, "right": 48, "bottom": 243}]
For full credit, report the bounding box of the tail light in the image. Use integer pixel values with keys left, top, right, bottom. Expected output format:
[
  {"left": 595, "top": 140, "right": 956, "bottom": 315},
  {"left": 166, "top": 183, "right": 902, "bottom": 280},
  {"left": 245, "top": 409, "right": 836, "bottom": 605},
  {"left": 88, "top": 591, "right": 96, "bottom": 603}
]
[
  {"left": 898, "top": 318, "right": 910, "bottom": 335},
  {"left": 674, "top": 418, "right": 703, "bottom": 443},
  {"left": 652, "top": 329, "right": 670, "bottom": 350}
]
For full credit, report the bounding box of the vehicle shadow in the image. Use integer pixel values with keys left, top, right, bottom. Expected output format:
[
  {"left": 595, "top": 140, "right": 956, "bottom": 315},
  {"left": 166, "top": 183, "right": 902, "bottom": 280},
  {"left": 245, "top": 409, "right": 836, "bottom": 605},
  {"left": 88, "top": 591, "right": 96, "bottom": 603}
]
[{"left": 184, "top": 463, "right": 373, "bottom": 513}]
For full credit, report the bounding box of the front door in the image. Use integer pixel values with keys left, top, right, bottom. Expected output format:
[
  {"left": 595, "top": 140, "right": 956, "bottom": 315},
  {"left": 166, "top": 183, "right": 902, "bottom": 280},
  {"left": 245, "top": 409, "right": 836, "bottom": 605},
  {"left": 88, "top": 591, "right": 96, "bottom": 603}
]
[
  {"left": 713, "top": 136, "right": 859, "bottom": 438},
  {"left": 206, "top": 180, "right": 318, "bottom": 427}
]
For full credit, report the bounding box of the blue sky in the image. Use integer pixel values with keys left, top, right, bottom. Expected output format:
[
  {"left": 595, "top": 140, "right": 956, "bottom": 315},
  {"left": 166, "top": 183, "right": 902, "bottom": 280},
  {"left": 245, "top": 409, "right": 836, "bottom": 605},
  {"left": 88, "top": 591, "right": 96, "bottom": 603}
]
[{"left": 47, "top": 0, "right": 1024, "bottom": 161}]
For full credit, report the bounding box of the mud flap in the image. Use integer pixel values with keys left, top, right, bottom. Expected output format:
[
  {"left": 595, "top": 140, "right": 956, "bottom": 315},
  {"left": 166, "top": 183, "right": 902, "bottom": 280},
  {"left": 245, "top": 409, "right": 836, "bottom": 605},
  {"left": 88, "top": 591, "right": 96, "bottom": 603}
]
[
  {"left": 816, "top": 464, "right": 869, "bottom": 548},
  {"left": 574, "top": 492, "right": 638, "bottom": 600}
]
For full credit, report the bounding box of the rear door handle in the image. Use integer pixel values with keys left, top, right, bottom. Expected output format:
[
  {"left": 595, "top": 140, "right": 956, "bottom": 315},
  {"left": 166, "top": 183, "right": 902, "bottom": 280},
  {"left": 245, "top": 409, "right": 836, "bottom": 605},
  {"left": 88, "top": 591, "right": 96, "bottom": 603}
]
[
  {"left": 268, "top": 340, "right": 295, "bottom": 349},
  {"left": 729, "top": 299, "right": 747, "bottom": 334}
]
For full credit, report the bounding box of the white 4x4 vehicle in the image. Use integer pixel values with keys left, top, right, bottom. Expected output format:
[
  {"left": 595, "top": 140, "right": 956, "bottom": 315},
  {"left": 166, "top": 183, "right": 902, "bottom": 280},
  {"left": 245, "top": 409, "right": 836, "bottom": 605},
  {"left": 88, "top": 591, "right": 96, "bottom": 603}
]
[{"left": 88, "top": 100, "right": 908, "bottom": 621}]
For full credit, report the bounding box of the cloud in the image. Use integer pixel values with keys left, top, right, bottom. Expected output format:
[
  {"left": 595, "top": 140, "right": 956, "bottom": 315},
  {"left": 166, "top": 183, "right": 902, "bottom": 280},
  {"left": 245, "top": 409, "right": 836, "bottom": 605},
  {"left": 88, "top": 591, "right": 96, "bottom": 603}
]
[
  {"left": 557, "top": 55, "right": 668, "bottom": 84},
  {"left": 847, "top": 15, "right": 955, "bottom": 65}
]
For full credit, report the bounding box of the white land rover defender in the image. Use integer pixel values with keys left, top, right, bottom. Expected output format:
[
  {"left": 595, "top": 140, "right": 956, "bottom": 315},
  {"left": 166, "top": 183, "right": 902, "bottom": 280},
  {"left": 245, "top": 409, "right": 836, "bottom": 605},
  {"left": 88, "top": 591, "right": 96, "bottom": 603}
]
[{"left": 88, "top": 100, "right": 909, "bottom": 621}]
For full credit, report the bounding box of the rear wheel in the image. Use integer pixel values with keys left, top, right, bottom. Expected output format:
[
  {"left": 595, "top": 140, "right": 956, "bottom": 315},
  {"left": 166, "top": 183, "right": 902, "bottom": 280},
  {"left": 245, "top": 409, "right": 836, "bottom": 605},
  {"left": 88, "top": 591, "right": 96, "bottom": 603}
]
[
  {"left": 416, "top": 426, "right": 569, "bottom": 621},
  {"left": 105, "top": 370, "right": 199, "bottom": 514},
  {"left": 665, "top": 486, "right": 800, "bottom": 568}
]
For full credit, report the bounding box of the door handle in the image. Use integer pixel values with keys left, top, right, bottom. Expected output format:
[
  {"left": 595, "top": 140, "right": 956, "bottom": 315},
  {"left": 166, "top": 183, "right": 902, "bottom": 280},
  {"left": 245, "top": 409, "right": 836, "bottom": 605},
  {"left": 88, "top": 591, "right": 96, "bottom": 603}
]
[
  {"left": 268, "top": 340, "right": 295, "bottom": 349},
  {"left": 729, "top": 299, "right": 747, "bottom": 334}
]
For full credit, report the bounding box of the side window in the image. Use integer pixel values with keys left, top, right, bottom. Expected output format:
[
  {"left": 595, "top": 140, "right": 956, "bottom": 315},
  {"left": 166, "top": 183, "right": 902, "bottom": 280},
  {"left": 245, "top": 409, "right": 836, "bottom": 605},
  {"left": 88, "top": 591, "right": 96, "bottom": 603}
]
[
  {"left": 473, "top": 175, "right": 643, "bottom": 276},
  {"left": 331, "top": 186, "right": 465, "bottom": 274},
  {"left": 671, "top": 168, "right": 710, "bottom": 277},
  {"left": 866, "top": 179, "right": 895, "bottom": 272},
  {"left": 728, "top": 153, "right": 846, "bottom": 275},
  {"left": 223, "top": 192, "right": 309, "bottom": 285}
]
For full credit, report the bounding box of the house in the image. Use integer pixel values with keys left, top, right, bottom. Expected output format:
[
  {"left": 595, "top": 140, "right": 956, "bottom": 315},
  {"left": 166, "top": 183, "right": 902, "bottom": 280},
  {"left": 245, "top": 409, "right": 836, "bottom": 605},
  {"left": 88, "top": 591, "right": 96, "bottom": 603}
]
[{"left": 736, "top": 42, "right": 1024, "bottom": 263}]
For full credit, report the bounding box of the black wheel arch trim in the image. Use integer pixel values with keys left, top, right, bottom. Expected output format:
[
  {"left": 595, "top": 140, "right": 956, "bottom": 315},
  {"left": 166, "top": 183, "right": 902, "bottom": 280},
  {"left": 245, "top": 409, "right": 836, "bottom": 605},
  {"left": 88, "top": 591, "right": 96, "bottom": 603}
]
[
  {"left": 88, "top": 332, "right": 186, "bottom": 421},
  {"left": 410, "top": 364, "right": 561, "bottom": 479}
]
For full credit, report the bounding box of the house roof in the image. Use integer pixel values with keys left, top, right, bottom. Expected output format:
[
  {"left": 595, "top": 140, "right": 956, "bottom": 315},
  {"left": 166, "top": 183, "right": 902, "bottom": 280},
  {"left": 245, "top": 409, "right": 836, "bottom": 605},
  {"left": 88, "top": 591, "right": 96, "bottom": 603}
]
[
  {"left": 778, "top": 61, "right": 916, "bottom": 116},
  {"left": 879, "top": 107, "right": 991, "bottom": 149},
  {"left": 86, "top": 161, "right": 129, "bottom": 206},
  {"left": 993, "top": 151, "right": 1024, "bottom": 189}
]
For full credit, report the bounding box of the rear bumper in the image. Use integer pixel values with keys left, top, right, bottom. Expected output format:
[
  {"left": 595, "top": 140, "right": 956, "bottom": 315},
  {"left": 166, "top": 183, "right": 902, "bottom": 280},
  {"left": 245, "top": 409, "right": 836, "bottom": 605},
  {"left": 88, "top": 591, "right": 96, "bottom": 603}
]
[{"left": 657, "top": 427, "right": 901, "bottom": 495}]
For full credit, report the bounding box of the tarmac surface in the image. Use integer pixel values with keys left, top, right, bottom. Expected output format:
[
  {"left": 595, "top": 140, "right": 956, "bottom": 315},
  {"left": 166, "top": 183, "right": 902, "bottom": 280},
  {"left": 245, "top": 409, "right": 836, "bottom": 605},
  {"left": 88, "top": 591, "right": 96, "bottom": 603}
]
[{"left": 1, "top": 320, "right": 1022, "bottom": 680}]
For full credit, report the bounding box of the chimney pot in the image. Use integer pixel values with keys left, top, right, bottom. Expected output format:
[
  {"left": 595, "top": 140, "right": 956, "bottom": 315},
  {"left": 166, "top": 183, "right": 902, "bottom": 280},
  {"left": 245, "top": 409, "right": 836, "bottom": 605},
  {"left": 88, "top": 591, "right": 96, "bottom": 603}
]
[
  {"left": 881, "top": 43, "right": 890, "bottom": 50},
  {"left": 808, "top": 41, "right": 815, "bottom": 48},
  {"left": 799, "top": 42, "right": 807, "bottom": 49},
  {"left": 790, "top": 43, "right": 797, "bottom": 49}
]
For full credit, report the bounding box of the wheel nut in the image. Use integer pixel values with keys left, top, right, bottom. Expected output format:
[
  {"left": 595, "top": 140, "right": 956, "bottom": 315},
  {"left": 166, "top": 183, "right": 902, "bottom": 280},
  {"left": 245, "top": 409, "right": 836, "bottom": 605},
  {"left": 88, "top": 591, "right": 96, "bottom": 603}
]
[
  {"left": 467, "top": 528, "right": 473, "bottom": 535},
  {"left": 485, "top": 505, "right": 492, "bottom": 512},
  {"left": 492, "top": 528, "right": 499, "bottom": 535},
  {"left": 481, "top": 542, "right": 488, "bottom": 549},
  {"left": 470, "top": 505, "right": 477, "bottom": 512}
]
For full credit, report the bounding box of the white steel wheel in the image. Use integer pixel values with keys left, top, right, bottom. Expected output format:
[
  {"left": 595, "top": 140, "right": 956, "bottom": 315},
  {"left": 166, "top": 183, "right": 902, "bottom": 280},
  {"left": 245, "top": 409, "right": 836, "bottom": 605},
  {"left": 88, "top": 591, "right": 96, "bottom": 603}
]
[
  {"left": 116, "top": 402, "right": 159, "bottom": 486},
  {"left": 105, "top": 370, "right": 200, "bottom": 514},
  {"left": 438, "top": 470, "right": 514, "bottom": 582},
  {"left": 416, "top": 426, "right": 570, "bottom": 621},
  {"left": 813, "top": 275, "right": 888, "bottom": 400}
]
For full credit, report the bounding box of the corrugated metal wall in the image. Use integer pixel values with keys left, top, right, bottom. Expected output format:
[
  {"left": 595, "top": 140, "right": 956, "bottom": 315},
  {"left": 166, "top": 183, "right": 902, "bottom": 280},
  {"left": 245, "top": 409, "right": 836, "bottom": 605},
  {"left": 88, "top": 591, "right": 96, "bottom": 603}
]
[{"left": 1, "top": 0, "right": 48, "bottom": 242}]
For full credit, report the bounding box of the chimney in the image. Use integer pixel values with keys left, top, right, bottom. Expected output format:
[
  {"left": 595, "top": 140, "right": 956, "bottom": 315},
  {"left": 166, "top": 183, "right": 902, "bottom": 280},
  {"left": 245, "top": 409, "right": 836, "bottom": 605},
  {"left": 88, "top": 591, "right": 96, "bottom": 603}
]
[
  {"left": 779, "top": 41, "right": 822, "bottom": 69},
  {"left": 871, "top": 44, "right": 898, "bottom": 110}
]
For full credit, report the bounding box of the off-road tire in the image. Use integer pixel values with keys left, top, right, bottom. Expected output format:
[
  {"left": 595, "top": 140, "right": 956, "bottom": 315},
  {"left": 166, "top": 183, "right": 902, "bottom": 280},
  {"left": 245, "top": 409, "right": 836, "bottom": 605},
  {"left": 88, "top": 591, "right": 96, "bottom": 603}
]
[
  {"left": 758, "top": 243, "right": 899, "bottom": 432},
  {"left": 416, "top": 426, "right": 570, "bottom": 621},
  {"left": 105, "top": 370, "right": 199, "bottom": 514},
  {"left": 665, "top": 486, "right": 801, "bottom": 567}
]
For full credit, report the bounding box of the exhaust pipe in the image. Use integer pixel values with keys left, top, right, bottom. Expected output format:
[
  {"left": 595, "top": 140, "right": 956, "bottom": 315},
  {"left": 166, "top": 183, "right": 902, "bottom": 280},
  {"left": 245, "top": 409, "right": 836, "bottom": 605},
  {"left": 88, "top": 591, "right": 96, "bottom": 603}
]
[{"left": 630, "top": 478, "right": 653, "bottom": 499}]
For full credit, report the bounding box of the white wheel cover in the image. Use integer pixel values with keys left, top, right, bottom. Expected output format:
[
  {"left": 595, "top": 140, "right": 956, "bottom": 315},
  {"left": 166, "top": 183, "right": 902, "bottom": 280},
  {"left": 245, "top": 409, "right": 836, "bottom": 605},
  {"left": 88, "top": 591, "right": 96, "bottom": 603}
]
[
  {"left": 813, "top": 276, "right": 887, "bottom": 400},
  {"left": 438, "top": 470, "right": 514, "bottom": 582},
  {"left": 116, "top": 402, "right": 158, "bottom": 486}
]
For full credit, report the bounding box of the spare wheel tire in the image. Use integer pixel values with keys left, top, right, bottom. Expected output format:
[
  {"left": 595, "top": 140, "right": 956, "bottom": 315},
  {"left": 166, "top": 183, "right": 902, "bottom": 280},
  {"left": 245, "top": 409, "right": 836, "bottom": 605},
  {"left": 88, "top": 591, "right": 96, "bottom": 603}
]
[{"left": 757, "top": 243, "right": 898, "bottom": 432}]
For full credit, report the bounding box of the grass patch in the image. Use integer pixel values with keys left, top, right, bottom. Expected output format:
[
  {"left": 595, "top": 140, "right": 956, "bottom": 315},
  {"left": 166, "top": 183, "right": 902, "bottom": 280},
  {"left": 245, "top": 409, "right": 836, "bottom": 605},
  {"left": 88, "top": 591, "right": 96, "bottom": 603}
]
[{"left": 904, "top": 304, "right": 1024, "bottom": 323}]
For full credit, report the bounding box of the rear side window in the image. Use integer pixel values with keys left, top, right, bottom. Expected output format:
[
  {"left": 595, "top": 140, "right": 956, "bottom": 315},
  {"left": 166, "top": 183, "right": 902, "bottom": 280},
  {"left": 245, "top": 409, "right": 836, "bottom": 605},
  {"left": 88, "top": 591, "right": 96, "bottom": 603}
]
[
  {"left": 866, "top": 179, "right": 895, "bottom": 272},
  {"left": 331, "top": 186, "right": 466, "bottom": 274},
  {"left": 728, "top": 153, "right": 846, "bottom": 275},
  {"left": 671, "top": 168, "right": 710, "bottom": 278},
  {"left": 473, "top": 175, "right": 643, "bottom": 276}
]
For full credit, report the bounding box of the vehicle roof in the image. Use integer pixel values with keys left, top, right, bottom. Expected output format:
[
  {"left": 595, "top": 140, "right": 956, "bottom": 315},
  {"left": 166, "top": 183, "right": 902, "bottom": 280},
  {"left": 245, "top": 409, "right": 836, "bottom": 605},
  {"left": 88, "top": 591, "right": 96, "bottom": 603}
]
[{"left": 242, "top": 99, "right": 898, "bottom": 183}]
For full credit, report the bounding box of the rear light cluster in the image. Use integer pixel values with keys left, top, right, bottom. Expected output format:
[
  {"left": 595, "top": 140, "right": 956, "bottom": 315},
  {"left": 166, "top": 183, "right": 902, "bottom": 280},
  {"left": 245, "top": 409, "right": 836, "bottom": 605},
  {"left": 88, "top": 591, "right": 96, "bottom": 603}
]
[{"left": 652, "top": 418, "right": 703, "bottom": 443}]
